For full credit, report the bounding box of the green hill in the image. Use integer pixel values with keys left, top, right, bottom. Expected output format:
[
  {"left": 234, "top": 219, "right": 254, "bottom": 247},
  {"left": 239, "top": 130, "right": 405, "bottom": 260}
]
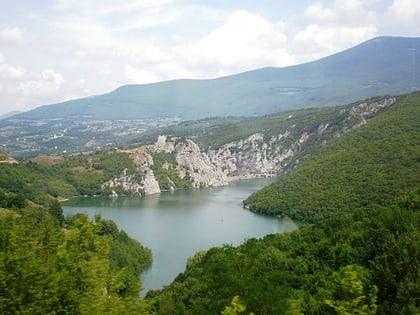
[
  {"left": 145, "top": 94, "right": 420, "bottom": 315},
  {"left": 12, "top": 36, "right": 420, "bottom": 120},
  {"left": 244, "top": 93, "right": 420, "bottom": 222}
]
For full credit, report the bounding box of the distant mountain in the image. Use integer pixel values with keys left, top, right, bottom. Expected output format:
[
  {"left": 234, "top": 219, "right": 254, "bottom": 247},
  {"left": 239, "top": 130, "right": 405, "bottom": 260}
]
[
  {"left": 11, "top": 36, "right": 420, "bottom": 120},
  {"left": 0, "top": 111, "right": 22, "bottom": 120}
]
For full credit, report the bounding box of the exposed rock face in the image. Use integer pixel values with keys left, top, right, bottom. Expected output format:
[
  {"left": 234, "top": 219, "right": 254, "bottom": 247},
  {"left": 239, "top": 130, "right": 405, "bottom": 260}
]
[
  {"left": 103, "top": 136, "right": 228, "bottom": 195},
  {"left": 141, "top": 168, "right": 161, "bottom": 195},
  {"left": 207, "top": 131, "right": 301, "bottom": 179},
  {"left": 102, "top": 167, "right": 161, "bottom": 195},
  {"left": 173, "top": 139, "right": 228, "bottom": 187},
  {"left": 349, "top": 97, "right": 396, "bottom": 118},
  {"left": 102, "top": 146, "right": 161, "bottom": 195},
  {"left": 102, "top": 97, "right": 396, "bottom": 196}
]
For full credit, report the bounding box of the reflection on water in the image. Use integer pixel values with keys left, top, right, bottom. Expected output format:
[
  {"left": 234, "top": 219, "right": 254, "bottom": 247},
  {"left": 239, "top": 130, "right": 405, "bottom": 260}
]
[{"left": 63, "top": 179, "right": 298, "bottom": 294}]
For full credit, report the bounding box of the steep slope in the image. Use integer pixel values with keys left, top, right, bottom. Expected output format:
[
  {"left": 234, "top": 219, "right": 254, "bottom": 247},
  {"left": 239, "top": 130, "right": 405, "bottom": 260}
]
[
  {"left": 144, "top": 95, "right": 420, "bottom": 315},
  {"left": 244, "top": 93, "right": 420, "bottom": 222},
  {"left": 11, "top": 36, "right": 420, "bottom": 120}
]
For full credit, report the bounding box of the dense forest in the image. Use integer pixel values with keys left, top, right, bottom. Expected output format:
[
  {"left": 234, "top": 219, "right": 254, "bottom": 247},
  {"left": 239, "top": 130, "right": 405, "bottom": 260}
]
[
  {"left": 243, "top": 93, "right": 419, "bottom": 222},
  {"left": 0, "top": 93, "right": 418, "bottom": 314}
]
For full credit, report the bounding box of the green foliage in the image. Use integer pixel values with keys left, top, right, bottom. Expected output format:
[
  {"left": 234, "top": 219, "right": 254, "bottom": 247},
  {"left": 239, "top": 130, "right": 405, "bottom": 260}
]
[
  {"left": 0, "top": 189, "right": 27, "bottom": 209},
  {"left": 47, "top": 199, "right": 65, "bottom": 226},
  {"left": 0, "top": 150, "right": 143, "bottom": 204},
  {"left": 324, "top": 265, "right": 378, "bottom": 315},
  {"left": 134, "top": 103, "right": 360, "bottom": 151},
  {"left": 222, "top": 296, "right": 254, "bottom": 315},
  {"left": 244, "top": 94, "right": 420, "bottom": 222},
  {"left": 96, "top": 215, "right": 152, "bottom": 297},
  {"left": 0, "top": 202, "right": 152, "bottom": 314},
  {"left": 0, "top": 207, "right": 62, "bottom": 314}
]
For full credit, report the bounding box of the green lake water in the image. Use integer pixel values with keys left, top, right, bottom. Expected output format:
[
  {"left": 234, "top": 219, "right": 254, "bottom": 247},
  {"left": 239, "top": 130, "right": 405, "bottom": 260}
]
[{"left": 63, "top": 179, "right": 298, "bottom": 294}]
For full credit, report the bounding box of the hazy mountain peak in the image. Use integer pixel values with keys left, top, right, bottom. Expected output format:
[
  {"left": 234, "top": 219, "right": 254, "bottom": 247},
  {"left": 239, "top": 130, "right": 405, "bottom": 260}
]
[{"left": 8, "top": 36, "right": 420, "bottom": 121}]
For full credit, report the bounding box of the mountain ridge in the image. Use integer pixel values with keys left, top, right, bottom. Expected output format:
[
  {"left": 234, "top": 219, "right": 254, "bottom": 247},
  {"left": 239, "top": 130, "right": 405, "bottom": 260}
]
[{"left": 10, "top": 36, "right": 420, "bottom": 121}]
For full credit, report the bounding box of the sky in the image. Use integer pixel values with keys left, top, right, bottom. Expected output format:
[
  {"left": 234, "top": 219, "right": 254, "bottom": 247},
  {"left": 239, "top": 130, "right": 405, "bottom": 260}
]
[{"left": 0, "top": 0, "right": 419, "bottom": 116}]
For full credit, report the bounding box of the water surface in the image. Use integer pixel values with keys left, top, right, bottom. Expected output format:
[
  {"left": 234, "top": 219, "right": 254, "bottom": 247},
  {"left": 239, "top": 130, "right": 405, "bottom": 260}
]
[{"left": 63, "top": 179, "right": 298, "bottom": 293}]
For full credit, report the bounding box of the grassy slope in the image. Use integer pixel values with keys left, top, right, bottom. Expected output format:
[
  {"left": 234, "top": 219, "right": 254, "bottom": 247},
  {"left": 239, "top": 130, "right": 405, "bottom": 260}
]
[{"left": 244, "top": 93, "right": 420, "bottom": 222}]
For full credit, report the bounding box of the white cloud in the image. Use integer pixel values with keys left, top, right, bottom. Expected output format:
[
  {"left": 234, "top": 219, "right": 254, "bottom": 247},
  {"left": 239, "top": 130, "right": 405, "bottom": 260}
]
[
  {"left": 293, "top": 24, "right": 377, "bottom": 61},
  {"left": 50, "top": 0, "right": 179, "bottom": 34},
  {"left": 0, "top": 52, "right": 25, "bottom": 79},
  {"left": 181, "top": 10, "right": 294, "bottom": 76},
  {"left": 389, "top": 0, "right": 420, "bottom": 17},
  {"left": 124, "top": 64, "right": 161, "bottom": 83},
  {"left": 304, "top": 0, "right": 378, "bottom": 26},
  {"left": 19, "top": 69, "right": 64, "bottom": 98},
  {"left": 291, "top": 0, "right": 379, "bottom": 62},
  {"left": 0, "top": 64, "right": 26, "bottom": 80},
  {"left": 0, "top": 27, "right": 26, "bottom": 45},
  {"left": 385, "top": 0, "right": 420, "bottom": 33}
]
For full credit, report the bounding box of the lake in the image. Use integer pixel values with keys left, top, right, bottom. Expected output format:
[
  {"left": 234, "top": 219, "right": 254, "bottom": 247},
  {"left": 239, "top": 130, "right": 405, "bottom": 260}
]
[{"left": 62, "top": 179, "right": 298, "bottom": 294}]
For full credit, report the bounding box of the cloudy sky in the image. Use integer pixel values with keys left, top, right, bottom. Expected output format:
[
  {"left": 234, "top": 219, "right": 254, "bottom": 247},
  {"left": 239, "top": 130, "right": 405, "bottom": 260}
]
[{"left": 0, "top": 0, "right": 419, "bottom": 116}]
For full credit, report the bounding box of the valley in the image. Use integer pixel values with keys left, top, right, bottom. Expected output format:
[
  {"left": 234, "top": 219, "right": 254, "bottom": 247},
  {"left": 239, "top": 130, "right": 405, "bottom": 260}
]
[
  {"left": 0, "top": 96, "right": 397, "bottom": 201},
  {"left": 0, "top": 36, "right": 418, "bottom": 314},
  {"left": 0, "top": 117, "right": 181, "bottom": 158},
  {"left": 0, "top": 92, "right": 418, "bottom": 314}
]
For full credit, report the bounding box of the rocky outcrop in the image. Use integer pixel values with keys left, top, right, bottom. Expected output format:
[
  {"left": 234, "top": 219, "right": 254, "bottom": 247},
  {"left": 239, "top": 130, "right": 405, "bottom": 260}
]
[
  {"left": 207, "top": 131, "right": 302, "bottom": 179},
  {"left": 173, "top": 138, "right": 228, "bottom": 188},
  {"left": 101, "top": 167, "right": 161, "bottom": 195},
  {"left": 102, "top": 97, "right": 396, "bottom": 196},
  {"left": 103, "top": 136, "right": 228, "bottom": 195}
]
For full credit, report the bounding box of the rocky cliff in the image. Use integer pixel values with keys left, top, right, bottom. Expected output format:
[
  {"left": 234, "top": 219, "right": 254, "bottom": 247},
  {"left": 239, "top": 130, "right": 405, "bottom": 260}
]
[
  {"left": 102, "top": 97, "right": 396, "bottom": 196},
  {"left": 206, "top": 97, "right": 396, "bottom": 179},
  {"left": 102, "top": 135, "right": 228, "bottom": 195}
]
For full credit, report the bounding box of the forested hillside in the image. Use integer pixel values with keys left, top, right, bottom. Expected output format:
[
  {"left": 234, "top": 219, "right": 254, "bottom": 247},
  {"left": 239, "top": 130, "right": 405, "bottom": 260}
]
[
  {"left": 0, "top": 151, "right": 142, "bottom": 205},
  {"left": 144, "top": 93, "right": 419, "bottom": 314},
  {"left": 244, "top": 93, "right": 420, "bottom": 222}
]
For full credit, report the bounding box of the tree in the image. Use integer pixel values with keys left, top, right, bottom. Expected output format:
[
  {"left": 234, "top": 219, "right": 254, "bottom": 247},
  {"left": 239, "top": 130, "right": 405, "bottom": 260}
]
[
  {"left": 325, "top": 265, "right": 378, "bottom": 315},
  {"left": 48, "top": 199, "right": 65, "bottom": 226},
  {"left": 57, "top": 213, "right": 151, "bottom": 314},
  {"left": 0, "top": 208, "right": 62, "bottom": 314},
  {"left": 222, "top": 296, "right": 254, "bottom": 315}
]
